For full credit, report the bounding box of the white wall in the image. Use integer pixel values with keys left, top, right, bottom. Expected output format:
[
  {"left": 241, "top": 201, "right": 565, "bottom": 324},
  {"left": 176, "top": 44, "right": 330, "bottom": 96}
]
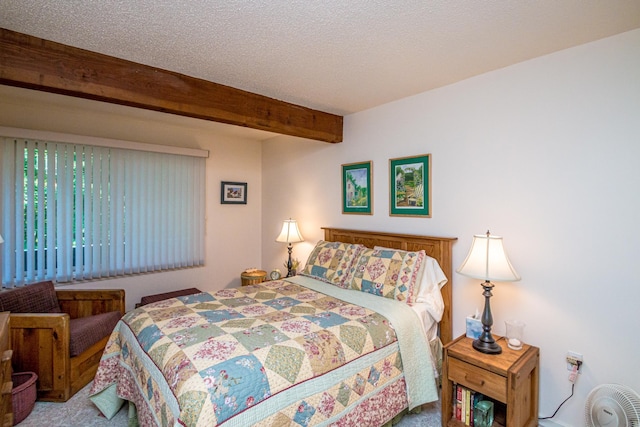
[
  {"left": 262, "top": 29, "right": 640, "bottom": 426},
  {"left": 1, "top": 28, "right": 638, "bottom": 426},
  {"left": 0, "top": 86, "right": 266, "bottom": 310}
]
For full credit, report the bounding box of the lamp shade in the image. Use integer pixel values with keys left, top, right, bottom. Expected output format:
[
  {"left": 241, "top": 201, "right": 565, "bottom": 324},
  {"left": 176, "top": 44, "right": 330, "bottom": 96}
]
[
  {"left": 275, "top": 219, "right": 304, "bottom": 244},
  {"left": 457, "top": 231, "right": 520, "bottom": 282}
]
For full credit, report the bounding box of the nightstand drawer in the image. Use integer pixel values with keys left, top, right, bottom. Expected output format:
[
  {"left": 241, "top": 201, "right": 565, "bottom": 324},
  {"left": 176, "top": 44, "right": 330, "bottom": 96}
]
[{"left": 448, "top": 357, "right": 507, "bottom": 402}]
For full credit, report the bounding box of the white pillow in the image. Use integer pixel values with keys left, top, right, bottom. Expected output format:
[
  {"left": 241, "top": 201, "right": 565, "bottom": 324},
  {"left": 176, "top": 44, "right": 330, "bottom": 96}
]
[
  {"left": 416, "top": 256, "right": 447, "bottom": 299},
  {"left": 415, "top": 255, "right": 447, "bottom": 321}
]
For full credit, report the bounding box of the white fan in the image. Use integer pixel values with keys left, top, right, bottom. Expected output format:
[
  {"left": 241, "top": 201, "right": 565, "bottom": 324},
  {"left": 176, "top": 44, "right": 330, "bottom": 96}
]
[{"left": 585, "top": 384, "right": 640, "bottom": 427}]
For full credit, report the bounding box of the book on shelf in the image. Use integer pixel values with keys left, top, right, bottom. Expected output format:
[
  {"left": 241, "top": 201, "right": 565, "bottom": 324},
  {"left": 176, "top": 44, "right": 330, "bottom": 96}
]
[
  {"left": 452, "top": 383, "right": 484, "bottom": 426},
  {"left": 465, "top": 388, "right": 471, "bottom": 425},
  {"left": 455, "top": 382, "right": 462, "bottom": 421}
]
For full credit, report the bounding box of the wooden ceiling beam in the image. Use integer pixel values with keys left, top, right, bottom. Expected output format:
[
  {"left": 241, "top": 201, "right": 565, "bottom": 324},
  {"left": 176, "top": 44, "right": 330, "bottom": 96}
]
[{"left": 0, "top": 28, "right": 343, "bottom": 143}]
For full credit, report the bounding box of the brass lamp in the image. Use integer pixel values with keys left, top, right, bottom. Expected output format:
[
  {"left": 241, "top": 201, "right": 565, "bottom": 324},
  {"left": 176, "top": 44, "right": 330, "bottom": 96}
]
[
  {"left": 457, "top": 230, "right": 520, "bottom": 354},
  {"left": 275, "top": 219, "right": 304, "bottom": 277}
]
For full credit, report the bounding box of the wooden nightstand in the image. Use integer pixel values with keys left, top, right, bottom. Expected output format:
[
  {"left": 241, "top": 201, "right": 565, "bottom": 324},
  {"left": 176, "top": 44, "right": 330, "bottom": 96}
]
[{"left": 441, "top": 335, "right": 539, "bottom": 427}]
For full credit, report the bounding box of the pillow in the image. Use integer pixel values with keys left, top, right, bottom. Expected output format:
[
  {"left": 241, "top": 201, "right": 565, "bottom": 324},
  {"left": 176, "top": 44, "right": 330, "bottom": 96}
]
[
  {"left": 300, "top": 240, "right": 365, "bottom": 288},
  {"left": 345, "top": 247, "right": 426, "bottom": 303},
  {"left": 414, "top": 255, "right": 448, "bottom": 303},
  {"left": 374, "top": 246, "right": 447, "bottom": 300}
]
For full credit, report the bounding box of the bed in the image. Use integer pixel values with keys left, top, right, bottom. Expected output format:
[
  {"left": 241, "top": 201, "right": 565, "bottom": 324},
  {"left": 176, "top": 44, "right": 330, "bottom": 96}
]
[{"left": 90, "top": 228, "right": 456, "bottom": 426}]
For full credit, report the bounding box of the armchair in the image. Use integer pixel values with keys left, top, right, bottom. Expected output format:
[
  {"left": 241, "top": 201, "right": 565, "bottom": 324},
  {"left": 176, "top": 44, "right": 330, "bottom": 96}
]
[{"left": 0, "top": 281, "right": 125, "bottom": 402}]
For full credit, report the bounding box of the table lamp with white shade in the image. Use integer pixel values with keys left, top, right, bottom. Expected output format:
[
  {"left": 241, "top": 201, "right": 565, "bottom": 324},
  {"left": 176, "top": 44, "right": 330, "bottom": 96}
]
[
  {"left": 457, "top": 230, "right": 520, "bottom": 354},
  {"left": 275, "top": 219, "right": 304, "bottom": 277}
]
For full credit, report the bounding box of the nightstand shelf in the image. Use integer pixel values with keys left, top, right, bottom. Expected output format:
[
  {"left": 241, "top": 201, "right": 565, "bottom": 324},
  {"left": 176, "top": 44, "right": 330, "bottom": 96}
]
[{"left": 442, "top": 335, "right": 539, "bottom": 427}]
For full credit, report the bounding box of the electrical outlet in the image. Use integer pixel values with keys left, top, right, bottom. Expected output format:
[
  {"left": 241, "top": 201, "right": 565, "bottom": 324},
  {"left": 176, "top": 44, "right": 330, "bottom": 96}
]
[{"left": 566, "top": 351, "right": 583, "bottom": 373}]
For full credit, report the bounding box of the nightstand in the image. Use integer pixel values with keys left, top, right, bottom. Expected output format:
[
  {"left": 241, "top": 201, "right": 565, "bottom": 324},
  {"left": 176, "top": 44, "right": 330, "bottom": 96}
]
[{"left": 441, "top": 335, "right": 539, "bottom": 427}]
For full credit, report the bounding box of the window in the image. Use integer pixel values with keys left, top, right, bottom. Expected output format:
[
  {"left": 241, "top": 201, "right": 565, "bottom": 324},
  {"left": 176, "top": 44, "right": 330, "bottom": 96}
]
[{"left": 1, "top": 133, "right": 206, "bottom": 287}]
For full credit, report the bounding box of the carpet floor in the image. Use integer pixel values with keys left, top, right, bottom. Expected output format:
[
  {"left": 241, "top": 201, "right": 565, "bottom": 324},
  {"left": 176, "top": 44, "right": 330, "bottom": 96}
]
[{"left": 16, "top": 382, "right": 442, "bottom": 426}]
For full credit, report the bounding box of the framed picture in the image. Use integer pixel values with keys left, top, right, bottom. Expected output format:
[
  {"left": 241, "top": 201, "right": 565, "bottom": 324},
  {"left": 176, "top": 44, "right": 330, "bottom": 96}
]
[
  {"left": 342, "top": 161, "right": 372, "bottom": 215},
  {"left": 389, "top": 154, "right": 431, "bottom": 217},
  {"left": 221, "top": 181, "right": 247, "bottom": 204}
]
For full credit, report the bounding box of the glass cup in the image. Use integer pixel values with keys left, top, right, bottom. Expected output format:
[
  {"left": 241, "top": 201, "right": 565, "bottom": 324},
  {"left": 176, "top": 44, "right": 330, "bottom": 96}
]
[
  {"left": 474, "top": 400, "right": 494, "bottom": 427},
  {"left": 505, "top": 320, "right": 525, "bottom": 350}
]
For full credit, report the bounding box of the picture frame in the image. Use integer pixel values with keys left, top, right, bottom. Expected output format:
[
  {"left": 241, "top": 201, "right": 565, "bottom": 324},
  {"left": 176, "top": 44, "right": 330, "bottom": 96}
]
[
  {"left": 220, "top": 181, "right": 247, "bottom": 204},
  {"left": 389, "top": 154, "right": 431, "bottom": 217},
  {"left": 342, "top": 161, "right": 372, "bottom": 215}
]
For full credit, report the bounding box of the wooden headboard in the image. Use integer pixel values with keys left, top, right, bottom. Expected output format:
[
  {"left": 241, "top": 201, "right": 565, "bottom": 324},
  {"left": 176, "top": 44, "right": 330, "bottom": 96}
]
[{"left": 322, "top": 227, "right": 457, "bottom": 345}]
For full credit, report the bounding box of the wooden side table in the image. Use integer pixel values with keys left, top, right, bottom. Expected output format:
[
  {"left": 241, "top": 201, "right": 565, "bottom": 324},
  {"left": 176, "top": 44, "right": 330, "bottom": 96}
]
[{"left": 441, "top": 335, "right": 539, "bottom": 427}]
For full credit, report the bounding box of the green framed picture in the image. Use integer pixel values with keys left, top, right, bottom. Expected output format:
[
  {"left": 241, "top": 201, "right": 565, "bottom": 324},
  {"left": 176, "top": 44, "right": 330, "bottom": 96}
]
[
  {"left": 389, "top": 154, "right": 431, "bottom": 217},
  {"left": 342, "top": 161, "right": 372, "bottom": 215}
]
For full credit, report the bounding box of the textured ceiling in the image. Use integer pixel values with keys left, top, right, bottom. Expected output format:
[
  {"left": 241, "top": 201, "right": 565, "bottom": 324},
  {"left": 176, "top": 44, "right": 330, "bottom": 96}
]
[{"left": 1, "top": 0, "right": 640, "bottom": 116}]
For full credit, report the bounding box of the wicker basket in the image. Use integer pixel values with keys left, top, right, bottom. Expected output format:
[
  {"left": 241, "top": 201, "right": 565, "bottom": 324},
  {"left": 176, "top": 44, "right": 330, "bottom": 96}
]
[
  {"left": 12, "top": 372, "right": 37, "bottom": 425},
  {"left": 241, "top": 270, "right": 267, "bottom": 286}
]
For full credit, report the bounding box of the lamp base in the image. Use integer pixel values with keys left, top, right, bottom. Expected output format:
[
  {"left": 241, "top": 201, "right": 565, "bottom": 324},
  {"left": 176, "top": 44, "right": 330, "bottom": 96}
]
[
  {"left": 472, "top": 336, "right": 502, "bottom": 354},
  {"left": 285, "top": 244, "right": 295, "bottom": 277},
  {"left": 472, "top": 280, "right": 502, "bottom": 355}
]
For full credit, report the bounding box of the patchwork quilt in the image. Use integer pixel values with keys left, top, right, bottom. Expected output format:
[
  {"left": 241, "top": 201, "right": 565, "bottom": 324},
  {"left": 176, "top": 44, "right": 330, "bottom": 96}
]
[{"left": 90, "top": 276, "right": 437, "bottom": 426}]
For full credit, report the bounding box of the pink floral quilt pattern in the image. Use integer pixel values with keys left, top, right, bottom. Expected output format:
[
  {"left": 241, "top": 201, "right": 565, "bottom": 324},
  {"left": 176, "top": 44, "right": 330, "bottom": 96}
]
[{"left": 91, "top": 280, "right": 400, "bottom": 426}]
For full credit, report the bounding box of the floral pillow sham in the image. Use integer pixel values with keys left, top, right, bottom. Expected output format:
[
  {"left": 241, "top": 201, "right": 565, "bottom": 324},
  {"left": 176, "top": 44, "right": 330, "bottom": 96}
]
[
  {"left": 344, "top": 247, "right": 426, "bottom": 303},
  {"left": 300, "top": 240, "right": 365, "bottom": 288}
]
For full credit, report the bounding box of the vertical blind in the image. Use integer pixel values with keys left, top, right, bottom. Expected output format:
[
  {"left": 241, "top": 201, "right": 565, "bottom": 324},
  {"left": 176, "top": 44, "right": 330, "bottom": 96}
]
[{"left": 1, "top": 137, "right": 206, "bottom": 287}]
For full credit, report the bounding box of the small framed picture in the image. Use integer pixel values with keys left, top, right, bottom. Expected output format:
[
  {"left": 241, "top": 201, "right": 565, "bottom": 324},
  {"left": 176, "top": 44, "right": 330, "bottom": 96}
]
[
  {"left": 342, "top": 161, "right": 372, "bottom": 215},
  {"left": 221, "top": 181, "right": 247, "bottom": 204},
  {"left": 389, "top": 154, "right": 431, "bottom": 217}
]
